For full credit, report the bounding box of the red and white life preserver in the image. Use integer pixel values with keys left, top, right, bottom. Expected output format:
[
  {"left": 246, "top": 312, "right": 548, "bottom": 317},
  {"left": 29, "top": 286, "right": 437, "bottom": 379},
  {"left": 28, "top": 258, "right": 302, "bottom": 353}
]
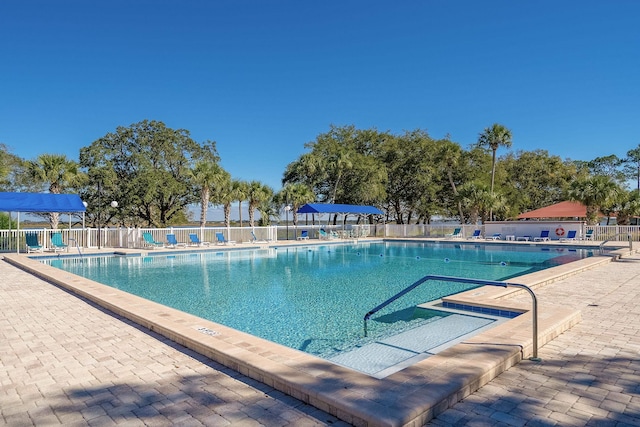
[{"left": 555, "top": 227, "right": 565, "bottom": 237}]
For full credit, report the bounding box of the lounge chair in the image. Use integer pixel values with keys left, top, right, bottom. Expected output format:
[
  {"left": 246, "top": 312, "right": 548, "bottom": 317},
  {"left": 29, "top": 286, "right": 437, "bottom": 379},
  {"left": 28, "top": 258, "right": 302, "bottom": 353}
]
[
  {"left": 166, "top": 233, "right": 186, "bottom": 248},
  {"left": 559, "top": 230, "right": 577, "bottom": 242},
  {"left": 142, "top": 232, "right": 164, "bottom": 249},
  {"left": 319, "top": 228, "right": 337, "bottom": 240},
  {"left": 485, "top": 233, "right": 501, "bottom": 240},
  {"left": 533, "top": 230, "right": 550, "bottom": 242},
  {"left": 216, "top": 232, "right": 236, "bottom": 245},
  {"left": 250, "top": 231, "right": 270, "bottom": 243},
  {"left": 188, "top": 233, "right": 209, "bottom": 246},
  {"left": 297, "top": 230, "right": 309, "bottom": 240},
  {"left": 50, "top": 232, "right": 68, "bottom": 252},
  {"left": 468, "top": 229, "right": 482, "bottom": 239},
  {"left": 446, "top": 228, "right": 462, "bottom": 239},
  {"left": 584, "top": 229, "right": 594, "bottom": 240},
  {"left": 26, "top": 232, "right": 44, "bottom": 253}
]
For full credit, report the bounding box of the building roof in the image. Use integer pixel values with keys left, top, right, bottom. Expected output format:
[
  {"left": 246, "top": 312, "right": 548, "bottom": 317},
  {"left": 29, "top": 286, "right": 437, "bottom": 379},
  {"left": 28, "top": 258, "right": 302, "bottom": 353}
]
[{"left": 517, "top": 201, "right": 588, "bottom": 219}]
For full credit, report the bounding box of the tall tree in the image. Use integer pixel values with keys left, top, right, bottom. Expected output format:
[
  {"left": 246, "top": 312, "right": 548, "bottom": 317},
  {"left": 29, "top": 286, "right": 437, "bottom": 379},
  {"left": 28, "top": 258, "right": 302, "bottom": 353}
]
[
  {"left": 191, "top": 161, "right": 228, "bottom": 227},
  {"left": 477, "top": 123, "right": 512, "bottom": 220},
  {"left": 80, "top": 120, "right": 218, "bottom": 227},
  {"left": 568, "top": 175, "right": 621, "bottom": 225},
  {"left": 209, "top": 169, "right": 233, "bottom": 227},
  {"left": 246, "top": 181, "right": 273, "bottom": 227},
  {"left": 233, "top": 180, "right": 250, "bottom": 227},
  {"left": 624, "top": 145, "right": 640, "bottom": 191},
  {"left": 277, "top": 183, "right": 315, "bottom": 226},
  {"left": 25, "top": 154, "right": 83, "bottom": 229}
]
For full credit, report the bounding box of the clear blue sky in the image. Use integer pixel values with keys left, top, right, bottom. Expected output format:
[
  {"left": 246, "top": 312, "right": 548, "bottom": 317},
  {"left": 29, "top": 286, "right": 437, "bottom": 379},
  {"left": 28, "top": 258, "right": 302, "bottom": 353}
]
[{"left": 2, "top": 0, "right": 639, "bottom": 193}]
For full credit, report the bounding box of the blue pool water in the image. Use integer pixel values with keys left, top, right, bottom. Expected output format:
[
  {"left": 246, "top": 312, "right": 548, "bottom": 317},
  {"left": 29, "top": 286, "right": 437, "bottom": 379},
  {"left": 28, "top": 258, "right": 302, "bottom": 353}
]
[{"left": 42, "top": 241, "right": 593, "bottom": 358}]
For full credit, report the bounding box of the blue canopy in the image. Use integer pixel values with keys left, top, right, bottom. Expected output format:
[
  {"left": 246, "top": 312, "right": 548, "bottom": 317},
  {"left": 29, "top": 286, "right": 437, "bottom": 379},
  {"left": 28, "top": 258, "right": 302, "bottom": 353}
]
[
  {"left": 0, "top": 192, "right": 86, "bottom": 213},
  {"left": 297, "top": 203, "right": 383, "bottom": 215}
]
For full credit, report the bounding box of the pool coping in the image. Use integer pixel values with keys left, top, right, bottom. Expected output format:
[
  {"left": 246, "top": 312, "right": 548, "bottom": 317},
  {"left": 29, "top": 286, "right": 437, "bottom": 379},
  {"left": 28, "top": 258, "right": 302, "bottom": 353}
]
[{"left": 3, "top": 242, "right": 632, "bottom": 427}]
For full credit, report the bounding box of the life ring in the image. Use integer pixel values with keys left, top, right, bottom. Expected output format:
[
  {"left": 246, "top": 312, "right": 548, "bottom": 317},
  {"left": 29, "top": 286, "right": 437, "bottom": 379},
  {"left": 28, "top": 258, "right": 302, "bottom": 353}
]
[{"left": 555, "top": 227, "right": 565, "bottom": 236}]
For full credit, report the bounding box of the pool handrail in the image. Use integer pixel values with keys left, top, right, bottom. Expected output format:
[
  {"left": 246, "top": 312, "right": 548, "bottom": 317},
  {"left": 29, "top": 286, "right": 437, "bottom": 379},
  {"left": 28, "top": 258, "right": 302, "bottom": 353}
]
[
  {"left": 598, "top": 233, "right": 632, "bottom": 255},
  {"left": 363, "top": 274, "right": 540, "bottom": 360}
]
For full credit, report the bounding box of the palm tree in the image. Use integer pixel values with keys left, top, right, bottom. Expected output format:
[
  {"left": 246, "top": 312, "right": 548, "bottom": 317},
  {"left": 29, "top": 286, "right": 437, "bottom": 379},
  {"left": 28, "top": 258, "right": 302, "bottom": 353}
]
[
  {"left": 25, "top": 154, "right": 82, "bottom": 229},
  {"left": 456, "top": 182, "right": 505, "bottom": 224},
  {"left": 568, "top": 175, "right": 621, "bottom": 225},
  {"left": 246, "top": 181, "right": 273, "bottom": 227},
  {"left": 191, "top": 161, "right": 228, "bottom": 227},
  {"left": 233, "top": 180, "right": 249, "bottom": 227},
  {"left": 278, "top": 183, "right": 315, "bottom": 226},
  {"left": 477, "top": 124, "right": 512, "bottom": 220},
  {"left": 210, "top": 169, "right": 233, "bottom": 227}
]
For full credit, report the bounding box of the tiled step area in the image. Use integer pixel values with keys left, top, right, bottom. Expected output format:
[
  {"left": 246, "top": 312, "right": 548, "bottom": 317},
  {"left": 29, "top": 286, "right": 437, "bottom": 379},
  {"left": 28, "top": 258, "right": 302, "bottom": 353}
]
[{"left": 328, "top": 303, "right": 512, "bottom": 378}]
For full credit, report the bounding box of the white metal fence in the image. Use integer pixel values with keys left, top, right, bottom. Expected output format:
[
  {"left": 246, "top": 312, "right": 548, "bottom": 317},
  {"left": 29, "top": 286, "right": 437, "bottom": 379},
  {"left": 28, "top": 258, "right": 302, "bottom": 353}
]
[{"left": 1, "top": 223, "right": 637, "bottom": 253}]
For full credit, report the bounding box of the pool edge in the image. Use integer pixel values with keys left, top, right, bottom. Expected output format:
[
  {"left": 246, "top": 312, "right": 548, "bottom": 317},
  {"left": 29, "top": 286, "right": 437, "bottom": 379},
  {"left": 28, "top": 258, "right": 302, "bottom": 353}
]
[{"left": 1, "top": 251, "right": 619, "bottom": 427}]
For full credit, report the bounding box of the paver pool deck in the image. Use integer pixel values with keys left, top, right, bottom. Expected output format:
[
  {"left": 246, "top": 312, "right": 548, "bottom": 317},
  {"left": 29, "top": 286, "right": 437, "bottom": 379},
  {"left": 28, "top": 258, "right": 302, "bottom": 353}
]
[{"left": 1, "top": 241, "right": 640, "bottom": 426}]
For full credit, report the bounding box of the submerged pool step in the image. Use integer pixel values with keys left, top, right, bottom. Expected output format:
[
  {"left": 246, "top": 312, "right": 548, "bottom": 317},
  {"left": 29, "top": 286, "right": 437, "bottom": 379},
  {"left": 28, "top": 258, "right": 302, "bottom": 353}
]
[{"left": 328, "top": 314, "right": 494, "bottom": 377}]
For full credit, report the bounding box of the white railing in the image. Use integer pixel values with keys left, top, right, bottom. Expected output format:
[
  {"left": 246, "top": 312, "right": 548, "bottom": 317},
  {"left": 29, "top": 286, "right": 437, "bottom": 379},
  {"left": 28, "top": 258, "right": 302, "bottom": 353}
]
[
  {"left": 383, "top": 224, "right": 640, "bottom": 241},
  {"left": 3, "top": 223, "right": 638, "bottom": 253}
]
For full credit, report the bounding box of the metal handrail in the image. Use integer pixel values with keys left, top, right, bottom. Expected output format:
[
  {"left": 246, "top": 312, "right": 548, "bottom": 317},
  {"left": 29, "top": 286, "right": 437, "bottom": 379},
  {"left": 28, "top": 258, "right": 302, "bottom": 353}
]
[
  {"left": 363, "top": 274, "right": 540, "bottom": 360},
  {"left": 68, "top": 237, "right": 83, "bottom": 257},
  {"left": 598, "top": 233, "right": 632, "bottom": 254}
]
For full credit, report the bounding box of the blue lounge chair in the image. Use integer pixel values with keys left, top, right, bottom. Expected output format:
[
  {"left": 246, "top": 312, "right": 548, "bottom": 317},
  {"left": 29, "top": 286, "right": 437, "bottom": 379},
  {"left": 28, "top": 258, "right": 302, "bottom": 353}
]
[
  {"left": 297, "top": 230, "right": 309, "bottom": 240},
  {"left": 25, "top": 232, "right": 43, "bottom": 253},
  {"left": 216, "top": 232, "right": 236, "bottom": 245},
  {"left": 446, "top": 228, "right": 462, "bottom": 239},
  {"left": 50, "top": 232, "right": 68, "bottom": 252},
  {"left": 584, "top": 229, "right": 594, "bottom": 240},
  {"left": 485, "top": 233, "right": 501, "bottom": 240},
  {"left": 166, "top": 233, "right": 186, "bottom": 248},
  {"left": 142, "top": 232, "right": 164, "bottom": 249},
  {"left": 533, "top": 230, "right": 550, "bottom": 242},
  {"left": 188, "top": 233, "right": 209, "bottom": 246},
  {"left": 560, "top": 230, "right": 577, "bottom": 242},
  {"left": 468, "top": 229, "right": 482, "bottom": 239}
]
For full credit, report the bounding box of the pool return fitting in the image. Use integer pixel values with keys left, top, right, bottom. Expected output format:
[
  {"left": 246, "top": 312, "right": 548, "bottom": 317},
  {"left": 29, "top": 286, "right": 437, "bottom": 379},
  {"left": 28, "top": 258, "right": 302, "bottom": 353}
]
[{"left": 363, "top": 274, "right": 541, "bottom": 361}]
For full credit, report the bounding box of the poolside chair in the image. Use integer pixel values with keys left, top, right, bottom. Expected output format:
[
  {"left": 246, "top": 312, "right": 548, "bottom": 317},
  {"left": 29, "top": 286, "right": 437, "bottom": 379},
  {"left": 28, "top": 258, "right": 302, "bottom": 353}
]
[
  {"left": 446, "top": 228, "right": 462, "bottom": 239},
  {"left": 485, "top": 233, "right": 501, "bottom": 240},
  {"left": 25, "top": 232, "right": 44, "bottom": 253},
  {"left": 166, "top": 233, "right": 186, "bottom": 248},
  {"left": 215, "top": 232, "right": 236, "bottom": 246},
  {"left": 533, "top": 230, "right": 550, "bottom": 242},
  {"left": 50, "top": 232, "right": 68, "bottom": 252},
  {"left": 297, "top": 230, "right": 309, "bottom": 240},
  {"left": 468, "top": 229, "right": 482, "bottom": 239},
  {"left": 584, "top": 229, "right": 594, "bottom": 240},
  {"left": 142, "top": 232, "right": 164, "bottom": 249},
  {"left": 319, "top": 228, "right": 337, "bottom": 240},
  {"left": 559, "top": 230, "right": 577, "bottom": 242},
  {"left": 249, "top": 231, "right": 270, "bottom": 244},
  {"left": 188, "top": 233, "right": 209, "bottom": 246}
]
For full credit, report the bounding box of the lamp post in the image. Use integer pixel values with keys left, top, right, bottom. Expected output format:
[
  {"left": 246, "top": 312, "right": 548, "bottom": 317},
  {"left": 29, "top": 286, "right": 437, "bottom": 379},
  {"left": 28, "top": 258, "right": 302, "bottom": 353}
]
[
  {"left": 97, "top": 188, "right": 118, "bottom": 250},
  {"left": 284, "top": 205, "right": 291, "bottom": 240}
]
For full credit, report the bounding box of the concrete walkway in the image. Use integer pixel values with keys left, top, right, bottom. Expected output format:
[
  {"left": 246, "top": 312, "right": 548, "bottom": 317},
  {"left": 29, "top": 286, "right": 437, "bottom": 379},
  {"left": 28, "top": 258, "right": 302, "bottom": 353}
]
[
  {"left": 3, "top": 252, "right": 640, "bottom": 426},
  {"left": 428, "top": 253, "right": 640, "bottom": 426},
  {"left": 0, "top": 259, "right": 348, "bottom": 427}
]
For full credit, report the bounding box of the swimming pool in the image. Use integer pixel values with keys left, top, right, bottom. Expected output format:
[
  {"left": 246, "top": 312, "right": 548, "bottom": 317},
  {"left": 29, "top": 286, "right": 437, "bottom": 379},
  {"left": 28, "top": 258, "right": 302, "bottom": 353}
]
[{"left": 42, "top": 241, "right": 593, "bottom": 360}]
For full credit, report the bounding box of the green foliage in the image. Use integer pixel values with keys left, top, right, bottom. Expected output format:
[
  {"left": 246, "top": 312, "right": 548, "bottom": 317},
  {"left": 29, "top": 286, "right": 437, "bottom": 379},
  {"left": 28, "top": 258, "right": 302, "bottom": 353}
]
[
  {"left": 498, "top": 150, "right": 581, "bottom": 219},
  {"left": 0, "top": 212, "right": 18, "bottom": 229},
  {"left": 79, "top": 120, "right": 218, "bottom": 227},
  {"left": 569, "top": 175, "right": 622, "bottom": 225}
]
